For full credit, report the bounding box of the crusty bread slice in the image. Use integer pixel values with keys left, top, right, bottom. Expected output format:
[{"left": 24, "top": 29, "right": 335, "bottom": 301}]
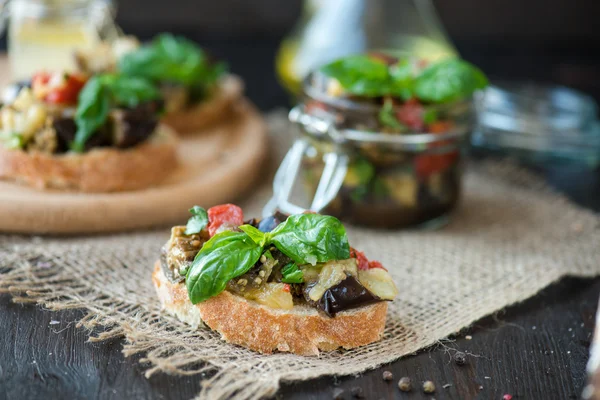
[
  {"left": 152, "top": 262, "right": 388, "bottom": 356},
  {"left": 0, "top": 125, "right": 178, "bottom": 192},
  {"left": 161, "top": 75, "right": 244, "bottom": 135}
]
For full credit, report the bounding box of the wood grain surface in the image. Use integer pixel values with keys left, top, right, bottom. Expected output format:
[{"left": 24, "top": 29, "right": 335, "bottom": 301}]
[{"left": 0, "top": 277, "right": 596, "bottom": 400}]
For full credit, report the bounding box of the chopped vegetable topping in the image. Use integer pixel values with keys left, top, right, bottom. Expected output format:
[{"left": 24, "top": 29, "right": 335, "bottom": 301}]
[
  {"left": 207, "top": 203, "right": 244, "bottom": 237},
  {"left": 281, "top": 262, "right": 304, "bottom": 283},
  {"left": 185, "top": 211, "right": 353, "bottom": 304},
  {"left": 185, "top": 206, "right": 209, "bottom": 235},
  {"left": 32, "top": 71, "right": 87, "bottom": 105},
  {"left": 72, "top": 74, "right": 161, "bottom": 152},
  {"left": 320, "top": 54, "right": 487, "bottom": 103}
]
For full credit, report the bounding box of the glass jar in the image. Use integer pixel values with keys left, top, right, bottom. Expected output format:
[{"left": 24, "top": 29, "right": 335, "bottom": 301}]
[
  {"left": 0, "top": 0, "right": 118, "bottom": 79},
  {"left": 268, "top": 72, "right": 476, "bottom": 229}
]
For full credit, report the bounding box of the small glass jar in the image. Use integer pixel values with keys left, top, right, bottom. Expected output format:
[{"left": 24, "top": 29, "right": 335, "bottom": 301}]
[
  {"left": 0, "top": 0, "right": 118, "bottom": 79},
  {"left": 272, "top": 71, "right": 476, "bottom": 229}
]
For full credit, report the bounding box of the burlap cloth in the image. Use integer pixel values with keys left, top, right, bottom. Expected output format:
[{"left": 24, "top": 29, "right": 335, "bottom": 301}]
[{"left": 1, "top": 112, "right": 600, "bottom": 400}]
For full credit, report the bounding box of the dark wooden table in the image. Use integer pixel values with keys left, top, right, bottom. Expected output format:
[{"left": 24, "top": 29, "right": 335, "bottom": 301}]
[{"left": 1, "top": 37, "right": 600, "bottom": 400}]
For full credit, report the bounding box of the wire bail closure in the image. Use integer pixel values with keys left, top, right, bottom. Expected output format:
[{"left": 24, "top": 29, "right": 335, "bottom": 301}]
[{"left": 262, "top": 105, "right": 348, "bottom": 217}]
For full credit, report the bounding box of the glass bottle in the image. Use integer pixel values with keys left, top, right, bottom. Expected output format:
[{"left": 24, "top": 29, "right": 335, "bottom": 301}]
[{"left": 0, "top": 0, "right": 119, "bottom": 79}]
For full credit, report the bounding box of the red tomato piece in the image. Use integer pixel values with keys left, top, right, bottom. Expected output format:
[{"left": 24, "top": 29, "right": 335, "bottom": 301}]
[
  {"left": 282, "top": 284, "right": 291, "bottom": 292},
  {"left": 32, "top": 72, "right": 86, "bottom": 105},
  {"left": 207, "top": 204, "right": 244, "bottom": 237},
  {"left": 396, "top": 98, "right": 425, "bottom": 130},
  {"left": 350, "top": 247, "right": 370, "bottom": 270},
  {"left": 368, "top": 260, "right": 387, "bottom": 271},
  {"left": 415, "top": 151, "right": 459, "bottom": 179},
  {"left": 32, "top": 71, "right": 51, "bottom": 87},
  {"left": 46, "top": 74, "right": 86, "bottom": 105}
]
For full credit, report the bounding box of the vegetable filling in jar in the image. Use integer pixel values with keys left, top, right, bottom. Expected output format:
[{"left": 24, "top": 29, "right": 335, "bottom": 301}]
[{"left": 282, "top": 53, "right": 487, "bottom": 228}]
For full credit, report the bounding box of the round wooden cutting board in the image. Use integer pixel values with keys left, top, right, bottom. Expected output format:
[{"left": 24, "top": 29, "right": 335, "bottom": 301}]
[{"left": 0, "top": 100, "right": 268, "bottom": 234}]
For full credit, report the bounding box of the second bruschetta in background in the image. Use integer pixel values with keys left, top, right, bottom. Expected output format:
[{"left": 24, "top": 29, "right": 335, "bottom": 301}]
[
  {"left": 76, "top": 34, "right": 243, "bottom": 135},
  {"left": 0, "top": 71, "right": 178, "bottom": 192}
]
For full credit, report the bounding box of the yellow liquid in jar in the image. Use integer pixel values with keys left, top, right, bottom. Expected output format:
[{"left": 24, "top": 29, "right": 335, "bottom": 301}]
[{"left": 9, "top": 18, "right": 99, "bottom": 79}]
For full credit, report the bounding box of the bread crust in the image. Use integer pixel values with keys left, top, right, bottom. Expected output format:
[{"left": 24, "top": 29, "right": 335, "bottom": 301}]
[
  {"left": 161, "top": 75, "right": 244, "bottom": 135},
  {"left": 0, "top": 125, "right": 178, "bottom": 192},
  {"left": 152, "top": 262, "right": 388, "bottom": 356}
]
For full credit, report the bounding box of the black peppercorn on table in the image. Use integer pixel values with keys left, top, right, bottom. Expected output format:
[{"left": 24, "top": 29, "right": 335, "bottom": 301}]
[{"left": 1, "top": 36, "right": 599, "bottom": 400}]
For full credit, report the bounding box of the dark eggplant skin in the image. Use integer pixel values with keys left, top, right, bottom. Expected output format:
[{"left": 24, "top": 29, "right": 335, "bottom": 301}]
[
  {"left": 54, "top": 117, "right": 113, "bottom": 153},
  {"left": 310, "top": 275, "right": 381, "bottom": 317},
  {"left": 111, "top": 102, "right": 160, "bottom": 149},
  {"left": 52, "top": 101, "right": 161, "bottom": 153}
]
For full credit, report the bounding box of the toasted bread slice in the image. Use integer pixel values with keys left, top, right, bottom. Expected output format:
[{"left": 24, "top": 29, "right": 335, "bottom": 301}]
[
  {"left": 0, "top": 125, "right": 178, "bottom": 192},
  {"left": 161, "top": 75, "right": 244, "bottom": 135},
  {"left": 152, "top": 262, "right": 388, "bottom": 356}
]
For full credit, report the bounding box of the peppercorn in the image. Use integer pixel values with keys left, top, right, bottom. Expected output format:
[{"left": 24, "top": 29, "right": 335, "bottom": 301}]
[
  {"left": 423, "top": 381, "right": 436, "bottom": 393},
  {"left": 350, "top": 386, "right": 364, "bottom": 398},
  {"left": 398, "top": 377, "right": 412, "bottom": 392},
  {"left": 382, "top": 370, "right": 393, "bottom": 381},
  {"left": 454, "top": 351, "right": 467, "bottom": 366},
  {"left": 332, "top": 387, "right": 344, "bottom": 400}
]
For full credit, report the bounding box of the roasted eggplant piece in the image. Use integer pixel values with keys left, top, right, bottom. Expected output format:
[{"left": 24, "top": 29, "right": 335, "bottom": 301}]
[
  {"left": 160, "top": 226, "right": 206, "bottom": 283},
  {"left": 313, "top": 275, "right": 380, "bottom": 317},
  {"left": 53, "top": 117, "right": 112, "bottom": 153},
  {"left": 111, "top": 103, "right": 160, "bottom": 149}
]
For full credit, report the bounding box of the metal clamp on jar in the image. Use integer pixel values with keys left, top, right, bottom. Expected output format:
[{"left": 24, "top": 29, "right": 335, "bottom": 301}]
[{"left": 265, "top": 72, "right": 476, "bottom": 229}]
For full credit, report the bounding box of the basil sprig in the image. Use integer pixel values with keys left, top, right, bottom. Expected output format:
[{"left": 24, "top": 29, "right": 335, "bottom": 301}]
[
  {"left": 185, "top": 206, "right": 209, "bottom": 235},
  {"left": 268, "top": 214, "right": 350, "bottom": 266},
  {"left": 185, "top": 213, "right": 351, "bottom": 304},
  {"left": 186, "top": 231, "right": 263, "bottom": 304},
  {"left": 119, "top": 33, "right": 227, "bottom": 88},
  {"left": 414, "top": 58, "right": 488, "bottom": 103},
  {"left": 320, "top": 55, "right": 390, "bottom": 97},
  {"left": 72, "top": 74, "right": 160, "bottom": 152},
  {"left": 320, "top": 55, "right": 487, "bottom": 103}
]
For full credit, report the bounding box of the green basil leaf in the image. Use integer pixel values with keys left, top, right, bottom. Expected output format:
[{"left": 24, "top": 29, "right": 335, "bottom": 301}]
[
  {"left": 378, "top": 98, "right": 407, "bottom": 131},
  {"left": 186, "top": 231, "right": 262, "bottom": 304},
  {"left": 414, "top": 58, "right": 488, "bottom": 103},
  {"left": 269, "top": 214, "right": 350, "bottom": 265},
  {"left": 119, "top": 33, "right": 227, "bottom": 87},
  {"left": 320, "top": 55, "right": 390, "bottom": 97},
  {"left": 72, "top": 76, "right": 110, "bottom": 153},
  {"left": 102, "top": 75, "right": 161, "bottom": 108},
  {"left": 238, "top": 224, "right": 267, "bottom": 247},
  {"left": 388, "top": 59, "right": 413, "bottom": 100},
  {"left": 281, "top": 262, "right": 303, "bottom": 284},
  {"left": 0, "top": 132, "right": 24, "bottom": 149},
  {"left": 185, "top": 206, "right": 208, "bottom": 235}
]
